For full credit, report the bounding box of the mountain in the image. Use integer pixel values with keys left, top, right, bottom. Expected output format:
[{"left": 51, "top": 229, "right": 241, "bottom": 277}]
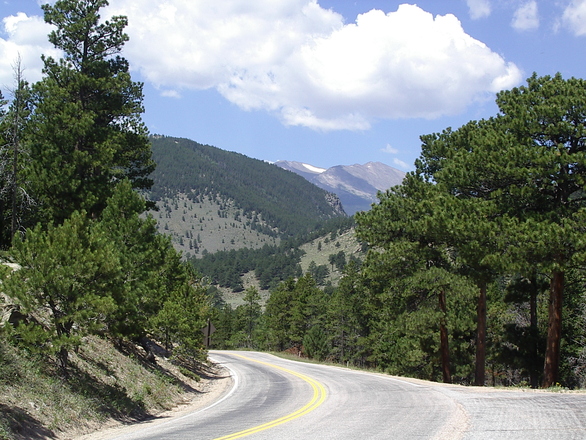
[
  {"left": 274, "top": 161, "right": 406, "bottom": 214},
  {"left": 147, "top": 136, "right": 347, "bottom": 257}
]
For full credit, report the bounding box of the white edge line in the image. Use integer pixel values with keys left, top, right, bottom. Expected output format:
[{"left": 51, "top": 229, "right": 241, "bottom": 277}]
[
  {"left": 287, "top": 358, "right": 424, "bottom": 388},
  {"left": 112, "top": 356, "right": 239, "bottom": 440}
]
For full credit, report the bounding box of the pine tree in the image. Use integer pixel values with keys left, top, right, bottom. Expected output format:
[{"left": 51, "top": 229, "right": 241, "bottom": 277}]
[
  {"left": 241, "top": 286, "right": 262, "bottom": 348},
  {"left": 412, "top": 73, "right": 586, "bottom": 387},
  {"left": 4, "top": 211, "right": 120, "bottom": 375},
  {"left": 356, "top": 184, "right": 478, "bottom": 382},
  {"left": 0, "top": 57, "right": 34, "bottom": 247},
  {"left": 25, "top": 0, "right": 154, "bottom": 226}
]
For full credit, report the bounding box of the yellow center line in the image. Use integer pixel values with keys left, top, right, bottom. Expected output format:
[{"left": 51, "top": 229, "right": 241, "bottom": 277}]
[{"left": 213, "top": 354, "right": 327, "bottom": 440}]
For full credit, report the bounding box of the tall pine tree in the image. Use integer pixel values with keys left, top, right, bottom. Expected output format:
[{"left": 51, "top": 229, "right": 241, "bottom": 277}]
[
  {"left": 25, "top": 0, "right": 154, "bottom": 226},
  {"left": 415, "top": 73, "right": 586, "bottom": 387}
]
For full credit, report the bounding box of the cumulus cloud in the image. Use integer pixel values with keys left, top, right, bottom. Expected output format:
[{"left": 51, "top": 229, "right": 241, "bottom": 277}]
[
  {"left": 562, "top": 0, "right": 586, "bottom": 36},
  {"left": 160, "top": 89, "right": 181, "bottom": 99},
  {"left": 0, "top": 13, "right": 60, "bottom": 87},
  {"left": 466, "top": 0, "right": 491, "bottom": 19},
  {"left": 512, "top": 1, "right": 539, "bottom": 31},
  {"left": 120, "top": 1, "right": 522, "bottom": 130},
  {"left": 1, "top": 1, "right": 522, "bottom": 131}
]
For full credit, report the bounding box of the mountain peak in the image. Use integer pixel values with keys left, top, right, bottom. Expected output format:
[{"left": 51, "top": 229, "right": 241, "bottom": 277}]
[
  {"left": 301, "top": 163, "right": 327, "bottom": 174},
  {"left": 275, "top": 160, "right": 405, "bottom": 215}
]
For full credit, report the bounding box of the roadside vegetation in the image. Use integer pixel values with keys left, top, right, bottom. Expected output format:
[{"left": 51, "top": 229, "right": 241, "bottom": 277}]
[
  {"left": 0, "top": 1, "right": 211, "bottom": 438},
  {"left": 2, "top": 0, "right": 586, "bottom": 438},
  {"left": 0, "top": 335, "right": 212, "bottom": 439}
]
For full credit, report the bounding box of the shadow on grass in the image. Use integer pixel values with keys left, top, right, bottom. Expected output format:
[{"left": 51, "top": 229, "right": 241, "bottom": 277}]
[
  {"left": 66, "top": 360, "right": 150, "bottom": 422},
  {"left": 176, "top": 356, "right": 221, "bottom": 381},
  {"left": 114, "top": 340, "right": 200, "bottom": 392},
  {"left": 69, "top": 340, "right": 205, "bottom": 424},
  {"left": 0, "top": 403, "right": 55, "bottom": 440}
]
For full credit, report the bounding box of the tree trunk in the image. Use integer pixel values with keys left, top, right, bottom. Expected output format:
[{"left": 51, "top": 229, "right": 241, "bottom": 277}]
[
  {"left": 542, "top": 270, "right": 564, "bottom": 388},
  {"left": 529, "top": 275, "right": 539, "bottom": 389},
  {"left": 57, "top": 346, "right": 69, "bottom": 378},
  {"left": 475, "top": 282, "right": 487, "bottom": 386},
  {"left": 439, "top": 289, "right": 451, "bottom": 384}
]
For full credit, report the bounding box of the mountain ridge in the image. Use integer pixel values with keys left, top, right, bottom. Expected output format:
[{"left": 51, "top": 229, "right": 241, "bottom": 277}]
[
  {"left": 275, "top": 160, "right": 405, "bottom": 214},
  {"left": 147, "top": 136, "right": 347, "bottom": 256}
]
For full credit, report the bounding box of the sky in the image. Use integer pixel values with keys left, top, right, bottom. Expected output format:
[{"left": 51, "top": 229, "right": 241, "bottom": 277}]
[{"left": 0, "top": 1, "right": 584, "bottom": 171}]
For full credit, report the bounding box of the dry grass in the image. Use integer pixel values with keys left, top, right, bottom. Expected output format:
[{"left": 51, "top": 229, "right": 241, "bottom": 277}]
[
  {"left": 0, "top": 336, "right": 216, "bottom": 440},
  {"left": 299, "top": 227, "right": 364, "bottom": 286},
  {"left": 149, "top": 194, "right": 279, "bottom": 258}
]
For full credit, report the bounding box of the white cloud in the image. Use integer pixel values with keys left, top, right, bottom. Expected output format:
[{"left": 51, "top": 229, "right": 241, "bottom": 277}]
[
  {"left": 562, "top": 0, "right": 586, "bottom": 36},
  {"left": 160, "top": 89, "right": 181, "bottom": 99},
  {"left": 0, "top": 13, "right": 60, "bottom": 87},
  {"left": 512, "top": 1, "right": 539, "bottom": 31},
  {"left": 381, "top": 144, "right": 398, "bottom": 154},
  {"left": 393, "top": 158, "right": 410, "bottom": 169},
  {"left": 466, "top": 0, "right": 491, "bottom": 19},
  {"left": 0, "top": 1, "right": 522, "bottom": 131},
  {"left": 103, "top": 1, "right": 522, "bottom": 130}
]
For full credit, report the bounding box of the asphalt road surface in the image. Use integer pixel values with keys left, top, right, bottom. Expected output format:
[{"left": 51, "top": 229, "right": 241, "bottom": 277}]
[{"left": 110, "top": 350, "right": 586, "bottom": 440}]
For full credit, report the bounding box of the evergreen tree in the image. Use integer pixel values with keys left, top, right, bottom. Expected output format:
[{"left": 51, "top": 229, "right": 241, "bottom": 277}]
[
  {"left": 97, "top": 180, "right": 174, "bottom": 340},
  {"left": 264, "top": 275, "right": 326, "bottom": 353},
  {"left": 3, "top": 211, "right": 120, "bottom": 375},
  {"left": 409, "top": 73, "right": 586, "bottom": 387},
  {"left": 0, "top": 90, "right": 10, "bottom": 246},
  {"left": 326, "top": 262, "right": 370, "bottom": 366},
  {"left": 0, "top": 58, "right": 33, "bottom": 248},
  {"left": 491, "top": 74, "right": 586, "bottom": 387},
  {"left": 264, "top": 278, "right": 297, "bottom": 351},
  {"left": 356, "top": 188, "right": 478, "bottom": 383},
  {"left": 149, "top": 264, "right": 209, "bottom": 361},
  {"left": 238, "top": 286, "right": 262, "bottom": 349},
  {"left": 25, "top": 0, "right": 154, "bottom": 225}
]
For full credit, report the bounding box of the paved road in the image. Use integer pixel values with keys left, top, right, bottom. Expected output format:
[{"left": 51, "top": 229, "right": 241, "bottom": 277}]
[{"left": 111, "top": 351, "right": 586, "bottom": 439}]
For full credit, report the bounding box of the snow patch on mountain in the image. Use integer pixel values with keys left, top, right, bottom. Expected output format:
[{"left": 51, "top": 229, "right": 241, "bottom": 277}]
[{"left": 302, "top": 163, "right": 326, "bottom": 174}]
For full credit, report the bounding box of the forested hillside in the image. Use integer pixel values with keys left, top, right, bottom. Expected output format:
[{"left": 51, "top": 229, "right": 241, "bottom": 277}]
[
  {"left": 189, "top": 216, "right": 357, "bottom": 294},
  {"left": 149, "top": 192, "right": 280, "bottom": 258},
  {"left": 149, "top": 136, "right": 346, "bottom": 239}
]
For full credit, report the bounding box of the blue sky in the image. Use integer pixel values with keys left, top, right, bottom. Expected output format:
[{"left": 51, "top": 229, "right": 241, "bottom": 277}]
[{"left": 0, "top": 1, "right": 585, "bottom": 170}]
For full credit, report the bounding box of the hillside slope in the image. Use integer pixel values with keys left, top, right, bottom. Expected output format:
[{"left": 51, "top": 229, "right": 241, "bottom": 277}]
[{"left": 147, "top": 136, "right": 347, "bottom": 256}]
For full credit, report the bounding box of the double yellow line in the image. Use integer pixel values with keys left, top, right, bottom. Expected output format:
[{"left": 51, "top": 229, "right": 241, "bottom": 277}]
[{"left": 214, "top": 354, "right": 327, "bottom": 439}]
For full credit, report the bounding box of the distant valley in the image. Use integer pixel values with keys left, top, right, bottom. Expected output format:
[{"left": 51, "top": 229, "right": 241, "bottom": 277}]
[
  {"left": 145, "top": 136, "right": 401, "bottom": 296},
  {"left": 147, "top": 136, "right": 406, "bottom": 261},
  {"left": 275, "top": 160, "right": 405, "bottom": 214}
]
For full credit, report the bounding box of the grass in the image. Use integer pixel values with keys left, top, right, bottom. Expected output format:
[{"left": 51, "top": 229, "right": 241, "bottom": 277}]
[
  {"left": 0, "top": 335, "right": 207, "bottom": 440},
  {"left": 152, "top": 194, "right": 364, "bottom": 310},
  {"left": 298, "top": 227, "right": 364, "bottom": 286},
  {"left": 211, "top": 227, "right": 365, "bottom": 308}
]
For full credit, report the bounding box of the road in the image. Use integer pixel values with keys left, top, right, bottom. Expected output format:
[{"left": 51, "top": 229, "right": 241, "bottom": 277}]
[{"left": 110, "top": 350, "right": 586, "bottom": 440}]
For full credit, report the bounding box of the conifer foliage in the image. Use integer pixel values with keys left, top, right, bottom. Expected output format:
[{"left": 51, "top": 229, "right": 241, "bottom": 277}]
[
  {"left": 1, "top": 0, "right": 208, "bottom": 377},
  {"left": 357, "top": 73, "right": 586, "bottom": 388},
  {"left": 210, "top": 74, "right": 586, "bottom": 390},
  {"left": 26, "top": 0, "right": 154, "bottom": 226}
]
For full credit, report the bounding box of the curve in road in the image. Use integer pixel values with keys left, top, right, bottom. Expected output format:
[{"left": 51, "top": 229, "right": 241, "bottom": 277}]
[
  {"left": 213, "top": 353, "right": 326, "bottom": 439},
  {"left": 104, "top": 350, "right": 586, "bottom": 440}
]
